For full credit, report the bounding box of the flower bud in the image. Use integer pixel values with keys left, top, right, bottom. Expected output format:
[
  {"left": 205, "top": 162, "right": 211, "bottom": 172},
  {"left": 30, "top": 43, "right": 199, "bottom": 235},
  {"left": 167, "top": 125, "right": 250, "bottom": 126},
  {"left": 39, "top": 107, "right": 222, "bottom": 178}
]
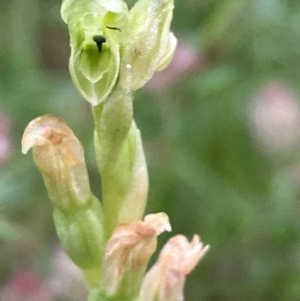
[
  {"left": 139, "top": 235, "right": 209, "bottom": 301},
  {"left": 22, "top": 115, "right": 92, "bottom": 210},
  {"left": 126, "top": 0, "right": 177, "bottom": 90},
  {"left": 100, "top": 213, "right": 171, "bottom": 300},
  {"left": 22, "top": 115, "right": 105, "bottom": 285}
]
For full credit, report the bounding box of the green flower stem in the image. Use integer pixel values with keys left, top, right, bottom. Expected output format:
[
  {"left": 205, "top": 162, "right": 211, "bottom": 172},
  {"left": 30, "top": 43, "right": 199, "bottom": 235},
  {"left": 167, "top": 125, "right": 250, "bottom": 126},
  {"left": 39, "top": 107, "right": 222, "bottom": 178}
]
[{"left": 92, "top": 86, "right": 148, "bottom": 239}]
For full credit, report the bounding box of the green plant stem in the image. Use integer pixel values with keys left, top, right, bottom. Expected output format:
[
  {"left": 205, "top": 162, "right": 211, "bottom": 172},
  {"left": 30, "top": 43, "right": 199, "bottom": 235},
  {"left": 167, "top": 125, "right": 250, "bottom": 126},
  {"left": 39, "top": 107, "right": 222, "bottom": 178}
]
[
  {"left": 92, "top": 86, "right": 148, "bottom": 240},
  {"left": 92, "top": 89, "right": 134, "bottom": 239}
]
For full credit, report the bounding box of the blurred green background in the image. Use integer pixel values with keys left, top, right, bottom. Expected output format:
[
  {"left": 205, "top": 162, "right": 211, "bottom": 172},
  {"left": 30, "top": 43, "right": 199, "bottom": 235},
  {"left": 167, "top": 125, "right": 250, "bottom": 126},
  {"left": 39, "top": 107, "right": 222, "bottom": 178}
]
[{"left": 2, "top": 0, "right": 300, "bottom": 300}]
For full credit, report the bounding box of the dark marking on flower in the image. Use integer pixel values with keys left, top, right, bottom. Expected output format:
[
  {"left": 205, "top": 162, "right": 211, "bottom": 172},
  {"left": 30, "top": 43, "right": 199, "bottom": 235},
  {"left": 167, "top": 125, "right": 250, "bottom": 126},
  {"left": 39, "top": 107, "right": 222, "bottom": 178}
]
[
  {"left": 106, "top": 26, "right": 122, "bottom": 32},
  {"left": 93, "top": 35, "right": 106, "bottom": 52}
]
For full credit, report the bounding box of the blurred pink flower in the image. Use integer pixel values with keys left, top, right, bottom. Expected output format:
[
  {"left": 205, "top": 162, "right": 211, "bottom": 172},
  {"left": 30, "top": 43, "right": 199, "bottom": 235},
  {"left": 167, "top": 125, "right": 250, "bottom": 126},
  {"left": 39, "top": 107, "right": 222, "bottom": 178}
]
[
  {"left": 249, "top": 82, "right": 300, "bottom": 156},
  {"left": 45, "top": 248, "right": 88, "bottom": 301},
  {"left": 0, "top": 271, "right": 53, "bottom": 301},
  {"left": 146, "top": 40, "right": 204, "bottom": 92}
]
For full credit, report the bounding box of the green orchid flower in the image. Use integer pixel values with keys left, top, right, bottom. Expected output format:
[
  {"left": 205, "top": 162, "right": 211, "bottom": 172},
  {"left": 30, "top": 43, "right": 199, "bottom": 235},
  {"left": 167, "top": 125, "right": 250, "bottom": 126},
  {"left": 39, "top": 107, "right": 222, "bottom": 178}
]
[
  {"left": 61, "top": 0, "right": 128, "bottom": 105},
  {"left": 62, "top": 0, "right": 176, "bottom": 105}
]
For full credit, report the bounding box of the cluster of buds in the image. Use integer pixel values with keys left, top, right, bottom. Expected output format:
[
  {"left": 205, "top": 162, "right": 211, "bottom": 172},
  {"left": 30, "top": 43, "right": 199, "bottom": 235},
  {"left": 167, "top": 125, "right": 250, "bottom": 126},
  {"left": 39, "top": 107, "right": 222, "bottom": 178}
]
[{"left": 22, "top": 0, "right": 209, "bottom": 300}]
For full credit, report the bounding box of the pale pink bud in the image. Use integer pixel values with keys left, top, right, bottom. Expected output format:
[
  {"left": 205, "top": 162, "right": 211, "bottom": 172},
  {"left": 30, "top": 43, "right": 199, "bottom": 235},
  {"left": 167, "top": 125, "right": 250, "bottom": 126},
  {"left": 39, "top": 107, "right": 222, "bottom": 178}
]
[
  {"left": 139, "top": 235, "right": 209, "bottom": 301},
  {"left": 22, "top": 115, "right": 91, "bottom": 209},
  {"left": 100, "top": 212, "right": 171, "bottom": 299}
]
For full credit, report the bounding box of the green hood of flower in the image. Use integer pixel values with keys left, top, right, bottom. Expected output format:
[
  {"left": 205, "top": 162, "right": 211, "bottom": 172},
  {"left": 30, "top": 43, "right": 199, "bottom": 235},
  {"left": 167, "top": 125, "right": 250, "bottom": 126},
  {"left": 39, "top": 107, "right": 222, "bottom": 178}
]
[
  {"left": 61, "top": 0, "right": 176, "bottom": 105},
  {"left": 61, "top": 0, "right": 128, "bottom": 105}
]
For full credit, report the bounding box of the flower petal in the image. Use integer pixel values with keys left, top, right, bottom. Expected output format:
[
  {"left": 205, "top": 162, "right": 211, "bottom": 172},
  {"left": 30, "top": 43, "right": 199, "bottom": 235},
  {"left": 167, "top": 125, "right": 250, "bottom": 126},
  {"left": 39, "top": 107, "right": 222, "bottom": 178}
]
[{"left": 139, "top": 235, "right": 209, "bottom": 301}]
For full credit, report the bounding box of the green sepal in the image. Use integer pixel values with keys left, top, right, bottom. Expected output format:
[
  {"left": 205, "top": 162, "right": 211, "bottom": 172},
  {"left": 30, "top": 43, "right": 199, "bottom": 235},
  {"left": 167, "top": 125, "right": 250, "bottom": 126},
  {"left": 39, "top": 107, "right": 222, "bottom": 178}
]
[{"left": 61, "top": 0, "right": 127, "bottom": 24}]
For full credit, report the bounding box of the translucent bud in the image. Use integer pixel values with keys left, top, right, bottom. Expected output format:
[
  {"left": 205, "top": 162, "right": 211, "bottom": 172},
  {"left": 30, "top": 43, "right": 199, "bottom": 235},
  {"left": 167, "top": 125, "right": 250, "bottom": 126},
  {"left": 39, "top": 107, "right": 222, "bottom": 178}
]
[
  {"left": 100, "top": 213, "right": 171, "bottom": 300},
  {"left": 127, "top": 0, "right": 177, "bottom": 90},
  {"left": 62, "top": 0, "right": 129, "bottom": 105},
  {"left": 139, "top": 235, "right": 209, "bottom": 301},
  {"left": 22, "top": 115, "right": 92, "bottom": 210}
]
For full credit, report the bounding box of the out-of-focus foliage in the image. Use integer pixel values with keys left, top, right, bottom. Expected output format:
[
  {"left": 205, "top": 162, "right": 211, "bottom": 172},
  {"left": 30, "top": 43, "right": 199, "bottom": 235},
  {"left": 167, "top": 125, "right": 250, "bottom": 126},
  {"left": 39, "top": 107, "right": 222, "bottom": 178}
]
[{"left": 1, "top": 0, "right": 300, "bottom": 301}]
